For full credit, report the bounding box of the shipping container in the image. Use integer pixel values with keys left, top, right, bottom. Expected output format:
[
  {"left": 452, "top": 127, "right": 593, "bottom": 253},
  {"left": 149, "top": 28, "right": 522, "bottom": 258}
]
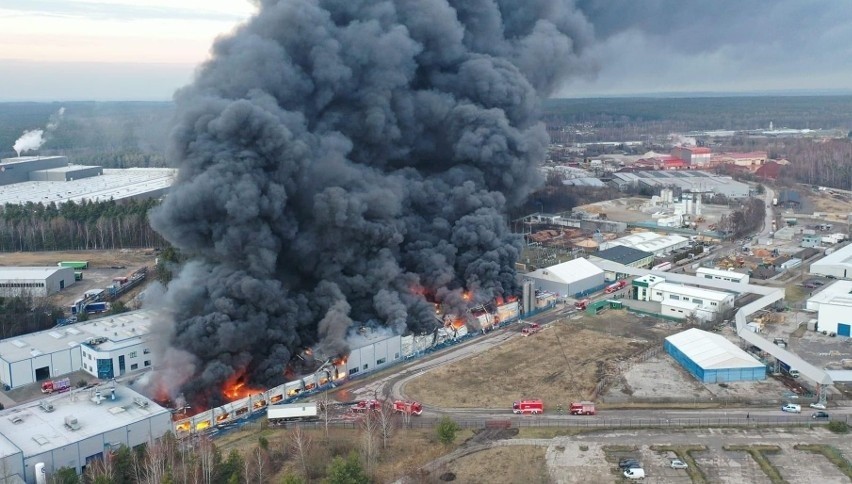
[{"left": 58, "top": 261, "right": 89, "bottom": 270}]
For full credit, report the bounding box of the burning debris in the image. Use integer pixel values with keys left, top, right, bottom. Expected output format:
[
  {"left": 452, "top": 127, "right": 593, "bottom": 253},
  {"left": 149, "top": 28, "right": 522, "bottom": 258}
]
[{"left": 149, "top": 0, "right": 595, "bottom": 403}]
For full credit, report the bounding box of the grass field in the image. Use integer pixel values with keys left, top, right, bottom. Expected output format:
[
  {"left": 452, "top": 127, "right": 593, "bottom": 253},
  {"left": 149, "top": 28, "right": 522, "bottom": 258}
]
[
  {"left": 405, "top": 315, "right": 655, "bottom": 408},
  {"left": 432, "top": 446, "right": 549, "bottom": 484},
  {"left": 0, "top": 249, "right": 156, "bottom": 268}
]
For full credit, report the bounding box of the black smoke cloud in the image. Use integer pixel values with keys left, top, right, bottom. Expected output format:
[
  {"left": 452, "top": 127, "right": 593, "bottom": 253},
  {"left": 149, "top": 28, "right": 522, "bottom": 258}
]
[{"left": 150, "top": 0, "right": 594, "bottom": 401}]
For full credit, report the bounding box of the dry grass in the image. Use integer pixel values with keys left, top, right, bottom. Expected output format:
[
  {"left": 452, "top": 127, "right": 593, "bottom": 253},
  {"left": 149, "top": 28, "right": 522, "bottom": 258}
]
[
  {"left": 650, "top": 444, "right": 709, "bottom": 484},
  {"left": 0, "top": 249, "right": 156, "bottom": 268},
  {"left": 723, "top": 444, "right": 785, "bottom": 484},
  {"left": 405, "top": 323, "right": 650, "bottom": 408},
  {"left": 794, "top": 444, "right": 852, "bottom": 479},
  {"left": 433, "top": 446, "right": 549, "bottom": 484},
  {"left": 217, "top": 424, "right": 474, "bottom": 483}
]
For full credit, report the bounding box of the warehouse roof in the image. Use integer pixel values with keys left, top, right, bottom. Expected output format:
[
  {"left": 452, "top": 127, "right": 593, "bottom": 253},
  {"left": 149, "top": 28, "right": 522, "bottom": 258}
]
[
  {"left": 808, "top": 280, "right": 852, "bottom": 308},
  {"left": 654, "top": 282, "right": 732, "bottom": 302},
  {"left": 592, "top": 246, "right": 654, "bottom": 265},
  {"left": 0, "top": 310, "right": 158, "bottom": 363},
  {"left": 811, "top": 243, "right": 852, "bottom": 272},
  {"left": 0, "top": 383, "right": 167, "bottom": 458},
  {"left": 696, "top": 267, "right": 749, "bottom": 281},
  {"left": 0, "top": 266, "right": 71, "bottom": 280},
  {"left": 601, "top": 232, "right": 688, "bottom": 254},
  {"left": 666, "top": 328, "right": 763, "bottom": 370},
  {"left": 527, "top": 258, "right": 603, "bottom": 284},
  {"left": 0, "top": 168, "right": 176, "bottom": 205}
]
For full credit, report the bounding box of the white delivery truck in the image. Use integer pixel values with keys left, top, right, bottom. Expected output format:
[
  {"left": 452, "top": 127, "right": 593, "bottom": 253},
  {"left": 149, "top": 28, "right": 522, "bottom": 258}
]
[{"left": 268, "top": 402, "right": 319, "bottom": 425}]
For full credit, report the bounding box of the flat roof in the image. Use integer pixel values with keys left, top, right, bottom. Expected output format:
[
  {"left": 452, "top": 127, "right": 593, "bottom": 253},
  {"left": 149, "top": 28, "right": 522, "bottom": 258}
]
[
  {"left": 0, "top": 383, "right": 167, "bottom": 458},
  {"left": 0, "top": 310, "right": 158, "bottom": 363},
  {"left": 0, "top": 266, "right": 70, "bottom": 280},
  {"left": 811, "top": 243, "right": 852, "bottom": 271},
  {"left": 655, "top": 282, "right": 732, "bottom": 302},
  {"left": 0, "top": 156, "right": 66, "bottom": 166},
  {"left": 31, "top": 164, "right": 101, "bottom": 174},
  {"left": 0, "top": 168, "right": 176, "bottom": 205},
  {"left": 603, "top": 232, "right": 688, "bottom": 253},
  {"left": 666, "top": 328, "right": 763, "bottom": 370},
  {"left": 662, "top": 298, "right": 700, "bottom": 311},
  {"left": 527, "top": 258, "right": 603, "bottom": 285},
  {"left": 808, "top": 280, "right": 852, "bottom": 308},
  {"left": 593, "top": 245, "right": 654, "bottom": 265},
  {"left": 696, "top": 267, "right": 749, "bottom": 280}
]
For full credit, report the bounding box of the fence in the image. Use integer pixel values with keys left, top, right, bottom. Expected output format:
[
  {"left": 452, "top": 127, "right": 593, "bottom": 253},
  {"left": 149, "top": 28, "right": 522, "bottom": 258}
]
[{"left": 277, "top": 415, "right": 843, "bottom": 431}]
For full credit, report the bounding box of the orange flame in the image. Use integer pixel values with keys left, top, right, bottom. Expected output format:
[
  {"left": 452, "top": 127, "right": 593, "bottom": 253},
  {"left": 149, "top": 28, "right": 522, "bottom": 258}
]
[
  {"left": 463, "top": 292, "right": 472, "bottom": 301},
  {"left": 222, "top": 371, "right": 264, "bottom": 402}
]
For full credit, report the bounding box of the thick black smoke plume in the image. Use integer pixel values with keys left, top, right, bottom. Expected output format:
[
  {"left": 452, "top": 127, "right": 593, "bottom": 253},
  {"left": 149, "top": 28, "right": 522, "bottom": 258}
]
[{"left": 150, "top": 0, "right": 594, "bottom": 401}]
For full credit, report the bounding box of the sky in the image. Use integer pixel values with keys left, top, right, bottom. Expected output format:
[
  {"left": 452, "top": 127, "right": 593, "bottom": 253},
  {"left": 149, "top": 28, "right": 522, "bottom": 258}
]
[{"left": 1, "top": 0, "right": 852, "bottom": 101}]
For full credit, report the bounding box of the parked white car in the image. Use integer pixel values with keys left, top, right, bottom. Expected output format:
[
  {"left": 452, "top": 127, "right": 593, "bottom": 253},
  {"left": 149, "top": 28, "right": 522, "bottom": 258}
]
[
  {"left": 809, "top": 403, "right": 826, "bottom": 410},
  {"left": 782, "top": 403, "right": 802, "bottom": 413},
  {"left": 670, "top": 459, "right": 688, "bottom": 469}
]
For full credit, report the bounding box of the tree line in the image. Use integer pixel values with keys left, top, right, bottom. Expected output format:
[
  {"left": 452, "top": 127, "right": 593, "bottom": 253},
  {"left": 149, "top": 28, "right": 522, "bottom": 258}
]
[
  {"left": 0, "top": 198, "right": 167, "bottom": 251},
  {"left": 718, "top": 198, "right": 766, "bottom": 239},
  {"left": 47, "top": 410, "right": 463, "bottom": 484}
]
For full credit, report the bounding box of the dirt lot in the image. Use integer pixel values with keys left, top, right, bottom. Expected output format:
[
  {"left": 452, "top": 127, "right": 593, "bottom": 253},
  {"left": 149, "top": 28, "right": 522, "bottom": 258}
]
[
  {"left": 431, "top": 445, "right": 548, "bottom": 484},
  {"left": 0, "top": 249, "right": 158, "bottom": 307},
  {"left": 405, "top": 312, "right": 666, "bottom": 408}
]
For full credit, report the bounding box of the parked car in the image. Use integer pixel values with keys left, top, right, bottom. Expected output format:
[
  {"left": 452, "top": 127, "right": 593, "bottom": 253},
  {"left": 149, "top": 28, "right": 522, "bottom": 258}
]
[
  {"left": 782, "top": 403, "right": 802, "bottom": 413},
  {"left": 670, "top": 459, "right": 688, "bottom": 469},
  {"left": 618, "top": 459, "right": 641, "bottom": 470},
  {"left": 809, "top": 402, "right": 826, "bottom": 410},
  {"left": 812, "top": 411, "right": 830, "bottom": 419},
  {"left": 623, "top": 468, "right": 645, "bottom": 480}
]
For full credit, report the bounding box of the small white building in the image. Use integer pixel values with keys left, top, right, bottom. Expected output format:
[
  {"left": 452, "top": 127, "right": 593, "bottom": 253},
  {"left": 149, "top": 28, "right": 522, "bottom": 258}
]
[
  {"left": 696, "top": 267, "right": 750, "bottom": 284},
  {"left": 0, "top": 267, "right": 75, "bottom": 298},
  {"left": 0, "top": 310, "right": 158, "bottom": 390},
  {"left": 806, "top": 280, "right": 852, "bottom": 337},
  {"left": 524, "top": 258, "right": 606, "bottom": 298},
  {"left": 598, "top": 232, "right": 689, "bottom": 257},
  {"left": 810, "top": 243, "right": 852, "bottom": 279},
  {"left": 633, "top": 275, "right": 734, "bottom": 321},
  {"left": 0, "top": 383, "right": 170, "bottom": 483}
]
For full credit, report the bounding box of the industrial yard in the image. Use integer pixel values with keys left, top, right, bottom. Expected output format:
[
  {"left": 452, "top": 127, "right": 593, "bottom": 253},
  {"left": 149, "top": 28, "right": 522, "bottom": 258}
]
[{"left": 404, "top": 312, "right": 672, "bottom": 408}]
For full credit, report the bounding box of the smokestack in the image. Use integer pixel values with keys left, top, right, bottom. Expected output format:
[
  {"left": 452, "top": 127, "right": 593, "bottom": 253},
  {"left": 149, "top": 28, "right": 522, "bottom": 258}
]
[{"left": 149, "top": 0, "right": 596, "bottom": 401}]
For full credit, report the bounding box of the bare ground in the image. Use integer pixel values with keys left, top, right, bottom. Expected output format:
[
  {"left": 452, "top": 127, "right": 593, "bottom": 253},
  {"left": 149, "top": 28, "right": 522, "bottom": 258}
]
[
  {"left": 430, "top": 445, "right": 549, "bottom": 484},
  {"left": 405, "top": 313, "right": 664, "bottom": 408}
]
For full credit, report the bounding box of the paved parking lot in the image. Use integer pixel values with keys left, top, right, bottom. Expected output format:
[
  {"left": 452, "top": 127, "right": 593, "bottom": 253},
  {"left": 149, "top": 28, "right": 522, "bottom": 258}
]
[{"left": 546, "top": 428, "right": 852, "bottom": 483}]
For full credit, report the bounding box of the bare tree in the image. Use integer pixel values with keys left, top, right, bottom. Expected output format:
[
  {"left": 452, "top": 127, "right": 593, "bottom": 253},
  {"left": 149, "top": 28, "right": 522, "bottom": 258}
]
[
  {"left": 377, "top": 400, "right": 397, "bottom": 450},
  {"left": 319, "top": 389, "right": 331, "bottom": 440},
  {"left": 134, "top": 437, "right": 169, "bottom": 484},
  {"left": 195, "top": 436, "right": 216, "bottom": 484},
  {"left": 289, "top": 425, "right": 313, "bottom": 479},
  {"left": 359, "top": 409, "right": 380, "bottom": 474},
  {"left": 83, "top": 452, "right": 114, "bottom": 483},
  {"left": 254, "top": 446, "right": 268, "bottom": 484}
]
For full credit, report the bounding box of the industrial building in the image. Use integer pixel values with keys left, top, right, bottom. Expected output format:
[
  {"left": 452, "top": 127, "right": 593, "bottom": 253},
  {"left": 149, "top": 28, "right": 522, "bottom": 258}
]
[
  {"left": 696, "top": 267, "right": 749, "bottom": 284},
  {"left": 0, "top": 267, "right": 75, "bottom": 297},
  {"left": 632, "top": 275, "right": 734, "bottom": 321},
  {"left": 524, "top": 258, "right": 605, "bottom": 298},
  {"left": 598, "top": 232, "right": 689, "bottom": 257},
  {"left": 609, "top": 170, "right": 750, "bottom": 198},
  {"left": 0, "top": 383, "right": 170, "bottom": 483},
  {"left": 0, "top": 310, "right": 156, "bottom": 390},
  {"left": 590, "top": 246, "right": 654, "bottom": 281},
  {"left": 805, "top": 280, "right": 852, "bottom": 336},
  {"left": 809, "top": 244, "right": 852, "bottom": 279},
  {"left": 0, "top": 155, "right": 175, "bottom": 205},
  {"left": 665, "top": 328, "right": 766, "bottom": 383}
]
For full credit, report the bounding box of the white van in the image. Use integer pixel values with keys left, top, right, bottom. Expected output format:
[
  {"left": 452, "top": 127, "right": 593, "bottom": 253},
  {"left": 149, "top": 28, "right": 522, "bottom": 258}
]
[{"left": 623, "top": 468, "right": 645, "bottom": 479}]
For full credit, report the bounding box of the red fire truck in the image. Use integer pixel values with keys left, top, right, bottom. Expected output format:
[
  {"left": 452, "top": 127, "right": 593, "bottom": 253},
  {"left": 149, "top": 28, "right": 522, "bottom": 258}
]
[
  {"left": 604, "top": 280, "right": 628, "bottom": 294},
  {"left": 512, "top": 399, "right": 544, "bottom": 415},
  {"left": 521, "top": 322, "right": 541, "bottom": 335},
  {"left": 393, "top": 400, "right": 423, "bottom": 416},
  {"left": 569, "top": 401, "right": 596, "bottom": 415},
  {"left": 574, "top": 299, "right": 591, "bottom": 310},
  {"left": 351, "top": 399, "right": 383, "bottom": 413},
  {"left": 41, "top": 378, "right": 71, "bottom": 394}
]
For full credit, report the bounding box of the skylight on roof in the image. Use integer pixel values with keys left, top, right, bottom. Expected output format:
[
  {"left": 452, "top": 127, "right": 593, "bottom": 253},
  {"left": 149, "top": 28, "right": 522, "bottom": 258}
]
[
  {"left": 66, "top": 328, "right": 81, "bottom": 335},
  {"left": 10, "top": 340, "right": 25, "bottom": 348},
  {"left": 49, "top": 331, "right": 63, "bottom": 339}
]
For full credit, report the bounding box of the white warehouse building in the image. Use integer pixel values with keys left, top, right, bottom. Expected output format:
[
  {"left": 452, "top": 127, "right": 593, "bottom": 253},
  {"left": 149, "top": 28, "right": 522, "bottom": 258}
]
[
  {"left": 632, "top": 275, "right": 734, "bottom": 321},
  {"left": 0, "top": 267, "right": 75, "bottom": 298},
  {"left": 696, "top": 267, "right": 750, "bottom": 284},
  {"left": 598, "top": 232, "right": 689, "bottom": 257},
  {"left": 805, "top": 280, "right": 852, "bottom": 337},
  {"left": 810, "top": 244, "right": 852, "bottom": 279},
  {"left": 524, "top": 258, "right": 606, "bottom": 298},
  {"left": 0, "top": 383, "right": 170, "bottom": 483},
  {"left": 0, "top": 310, "right": 157, "bottom": 391}
]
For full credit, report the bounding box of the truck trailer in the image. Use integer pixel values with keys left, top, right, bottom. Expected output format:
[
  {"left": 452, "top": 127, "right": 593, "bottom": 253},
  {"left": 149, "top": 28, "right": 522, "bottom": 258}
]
[
  {"left": 41, "top": 378, "right": 71, "bottom": 394},
  {"left": 779, "top": 361, "right": 799, "bottom": 378},
  {"left": 267, "top": 402, "right": 318, "bottom": 423},
  {"left": 605, "top": 280, "right": 628, "bottom": 294}
]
